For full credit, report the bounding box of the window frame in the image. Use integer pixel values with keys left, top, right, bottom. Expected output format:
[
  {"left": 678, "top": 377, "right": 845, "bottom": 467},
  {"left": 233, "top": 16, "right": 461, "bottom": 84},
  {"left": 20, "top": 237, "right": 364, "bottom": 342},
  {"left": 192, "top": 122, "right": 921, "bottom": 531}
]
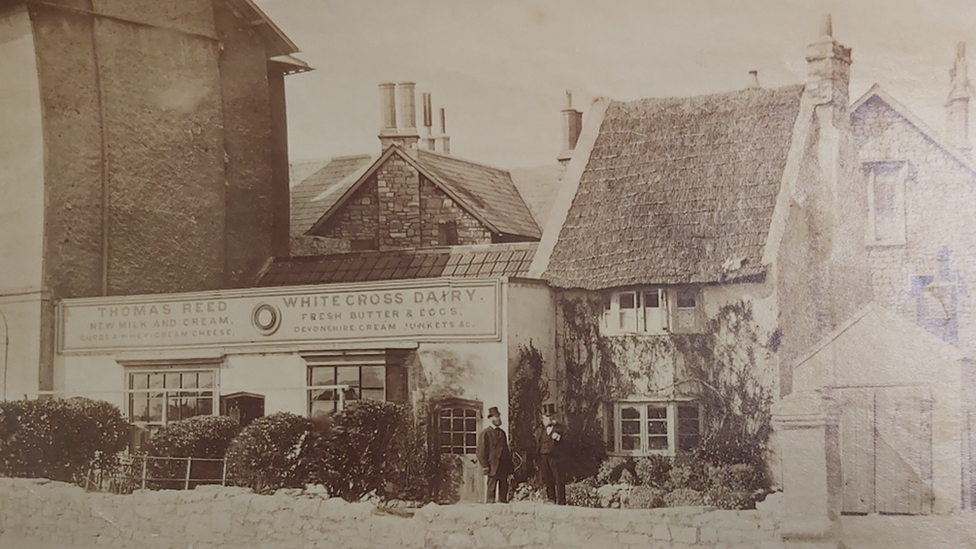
[
  {"left": 304, "top": 350, "right": 406, "bottom": 417},
  {"left": 609, "top": 400, "right": 702, "bottom": 457},
  {"left": 600, "top": 287, "right": 701, "bottom": 335},
  {"left": 123, "top": 363, "right": 221, "bottom": 450},
  {"left": 864, "top": 160, "right": 909, "bottom": 247}
]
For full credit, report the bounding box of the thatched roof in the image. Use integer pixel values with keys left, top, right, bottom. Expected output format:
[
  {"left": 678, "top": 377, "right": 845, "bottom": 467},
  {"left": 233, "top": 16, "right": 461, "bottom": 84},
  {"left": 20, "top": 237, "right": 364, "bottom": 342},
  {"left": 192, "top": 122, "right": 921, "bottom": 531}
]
[
  {"left": 544, "top": 85, "right": 805, "bottom": 290},
  {"left": 259, "top": 242, "right": 537, "bottom": 286},
  {"left": 290, "top": 155, "right": 374, "bottom": 235}
]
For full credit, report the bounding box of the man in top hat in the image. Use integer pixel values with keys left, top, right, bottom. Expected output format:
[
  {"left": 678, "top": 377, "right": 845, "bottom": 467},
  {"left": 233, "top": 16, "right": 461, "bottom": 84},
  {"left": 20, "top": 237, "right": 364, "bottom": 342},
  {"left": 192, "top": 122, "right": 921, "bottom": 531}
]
[
  {"left": 538, "top": 406, "right": 567, "bottom": 505},
  {"left": 476, "top": 406, "right": 514, "bottom": 503}
]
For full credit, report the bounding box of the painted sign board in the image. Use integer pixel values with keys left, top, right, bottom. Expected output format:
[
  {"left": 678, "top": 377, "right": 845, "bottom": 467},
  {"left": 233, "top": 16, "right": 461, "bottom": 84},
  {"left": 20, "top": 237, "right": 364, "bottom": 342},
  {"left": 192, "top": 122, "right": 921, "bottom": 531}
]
[{"left": 58, "top": 278, "right": 501, "bottom": 353}]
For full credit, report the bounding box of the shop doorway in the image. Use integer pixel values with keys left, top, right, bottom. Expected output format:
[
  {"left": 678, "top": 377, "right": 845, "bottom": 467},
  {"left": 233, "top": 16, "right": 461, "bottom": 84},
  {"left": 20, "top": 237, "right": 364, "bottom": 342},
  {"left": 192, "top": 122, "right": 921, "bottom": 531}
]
[
  {"left": 220, "top": 392, "right": 265, "bottom": 427},
  {"left": 435, "top": 399, "right": 483, "bottom": 503}
]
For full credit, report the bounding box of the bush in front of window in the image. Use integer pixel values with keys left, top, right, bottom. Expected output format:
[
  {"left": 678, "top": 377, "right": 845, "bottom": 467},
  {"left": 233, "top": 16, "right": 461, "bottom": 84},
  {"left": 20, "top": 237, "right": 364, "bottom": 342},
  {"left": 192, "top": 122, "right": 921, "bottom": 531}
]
[
  {"left": 142, "top": 416, "right": 242, "bottom": 490},
  {"left": 225, "top": 412, "right": 332, "bottom": 494},
  {"left": 565, "top": 480, "right": 601, "bottom": 508},
  {"left": 0, "top": 397, "right": 128, "bottom": 484},
  {"left": 595, "top": 455, "right": 635, "bottom": 485},
  {"left": 625, "top": 485, "right": 667, "bottom": 509},
  {"left": 663, "top": 487, "right": 706, "bottom": 507},
  {"left": 634, "top": 455, "right": 672, "bottom": 488},
  {"left": 324, "top": 399, "right": 404, "bottom": 501}
]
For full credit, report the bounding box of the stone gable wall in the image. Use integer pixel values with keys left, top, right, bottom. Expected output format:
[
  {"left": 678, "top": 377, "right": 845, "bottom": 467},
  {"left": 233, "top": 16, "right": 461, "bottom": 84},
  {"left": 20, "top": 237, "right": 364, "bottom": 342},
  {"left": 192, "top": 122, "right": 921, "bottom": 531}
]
[
  {"left": 315, "top": 155, "right": 494, "bottom": 252},
  {"left": 853, "top": 99, "right": 976, "bottom": 355},
  {"left": 0, "top": 479, "right": 784, "bottom": 549}
]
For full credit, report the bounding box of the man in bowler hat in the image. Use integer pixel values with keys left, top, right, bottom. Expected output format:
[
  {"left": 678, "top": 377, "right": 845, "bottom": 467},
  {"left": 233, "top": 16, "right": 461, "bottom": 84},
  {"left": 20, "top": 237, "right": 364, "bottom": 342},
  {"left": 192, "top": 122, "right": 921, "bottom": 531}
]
[
  {"left": 476, "top": 406, "right": 514, "bottom": 503},
  {"left": 538, "top": 407, "right": 567, "bottom": 504}
]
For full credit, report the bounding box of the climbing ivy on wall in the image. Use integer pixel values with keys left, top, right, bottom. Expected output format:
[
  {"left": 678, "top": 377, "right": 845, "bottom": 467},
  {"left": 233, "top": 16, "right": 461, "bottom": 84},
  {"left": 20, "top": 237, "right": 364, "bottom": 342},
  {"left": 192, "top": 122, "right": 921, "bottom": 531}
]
[
  {"left": 557, "top": 293, "right": 777, "bottom": 472},
  {"left": 508, "top": 343, "right": 549, "bottom": 482}
]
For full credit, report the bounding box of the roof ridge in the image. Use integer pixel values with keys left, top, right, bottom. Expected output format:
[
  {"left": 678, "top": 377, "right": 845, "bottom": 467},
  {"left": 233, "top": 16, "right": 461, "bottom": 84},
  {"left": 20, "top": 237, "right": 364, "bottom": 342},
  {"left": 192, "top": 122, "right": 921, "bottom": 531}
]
[{"left": 617, "top": 83, "right": 805, "bottom": 108}]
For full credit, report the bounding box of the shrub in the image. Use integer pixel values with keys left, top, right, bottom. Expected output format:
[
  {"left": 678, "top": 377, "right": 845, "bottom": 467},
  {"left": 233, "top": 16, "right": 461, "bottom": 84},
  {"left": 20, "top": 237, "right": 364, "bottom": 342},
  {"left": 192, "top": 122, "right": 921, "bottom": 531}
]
[
  {"left": 384, "top": 405, "right": 460, "bottom": 504},
  {"left": 142, "top": 416, "right": 241, "bottom": 489},
  {"left": 702, "top": 462, "right": 767, "bottom": 509},
  {"left": 566, "top": 481, "right": 601, "bottom": 507},
  {"left": 665, "top": 462, "right": 708, "bottom": 493},
  {"left": 664, "top": 488, "right": 706, "bottom": 507},
  {"left": 595, "top": 456, "right": 633, "bottom": 485},
  {"left": 626, "top": 485, "right": 667, "bottom": 509},
  {"left": 225, "top": 412, "right": 330, "bottom": 493},
  {"left": 0, "top": 398, "right": 127, "bottom": 483},
  {"left": 325, "top": 400, "right": 404, "bottom": 501},
  {"left": 634, "top": 455, "right": 672, "bottom": 487}
]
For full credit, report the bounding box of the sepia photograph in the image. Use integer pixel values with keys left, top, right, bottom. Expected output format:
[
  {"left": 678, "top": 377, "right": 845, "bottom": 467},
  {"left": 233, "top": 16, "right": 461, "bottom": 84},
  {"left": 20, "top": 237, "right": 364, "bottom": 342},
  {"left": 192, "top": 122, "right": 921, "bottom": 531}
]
[{"left": 1, "top": 0, "right": 975, "bottom": 547}]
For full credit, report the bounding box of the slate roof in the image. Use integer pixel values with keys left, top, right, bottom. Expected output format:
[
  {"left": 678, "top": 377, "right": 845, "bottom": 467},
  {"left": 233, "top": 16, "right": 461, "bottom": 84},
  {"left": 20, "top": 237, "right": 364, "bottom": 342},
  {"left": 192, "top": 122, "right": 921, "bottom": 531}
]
[
  {"left": 259, "top": 242, "right": 538, "bottom": 286},
  {"left": 510, "top": 164, "right": 566, "bottom": 229},
  {"left": 544, "top": 85, "right": 805, "bottom": 290},
  {"left": 290, "top": 155, "right": 374, "bottom": 235},
  {"left": 415, "top": 150, "right": 542, "bottom": 239}
]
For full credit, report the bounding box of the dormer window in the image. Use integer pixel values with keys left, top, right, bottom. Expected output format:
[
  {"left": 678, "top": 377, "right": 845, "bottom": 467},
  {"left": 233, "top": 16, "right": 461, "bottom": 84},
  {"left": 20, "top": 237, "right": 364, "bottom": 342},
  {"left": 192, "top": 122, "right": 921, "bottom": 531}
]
[{"left": 600, "top": 288, "right": 701, "bottom": 335}]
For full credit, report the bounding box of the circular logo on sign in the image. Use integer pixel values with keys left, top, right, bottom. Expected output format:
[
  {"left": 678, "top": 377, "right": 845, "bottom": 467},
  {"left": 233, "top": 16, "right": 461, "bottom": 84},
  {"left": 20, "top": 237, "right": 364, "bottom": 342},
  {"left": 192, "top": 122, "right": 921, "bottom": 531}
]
[{"left": 251, "top": 303, "right": 281, "bottom": 336}]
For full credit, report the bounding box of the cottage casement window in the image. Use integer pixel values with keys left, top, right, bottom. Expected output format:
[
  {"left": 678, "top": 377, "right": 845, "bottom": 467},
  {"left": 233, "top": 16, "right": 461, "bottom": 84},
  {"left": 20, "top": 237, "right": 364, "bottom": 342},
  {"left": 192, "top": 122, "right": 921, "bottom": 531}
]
[
  {"left": 305, "top": 350, "right": 408, "bottom": 416},
  {"left": 606, "top": 401, "right": 702, "bottom": 456},
  {"left": 600, "top": 288, "right": 699, "bottom": 334},
  {"left": 127, "top": 367, "right": 218, "bottom": 449},
  {"left": 437, "top": 406, "right": 479, "bottom": 455},
  {"left": 865, "top": 161, "right": 908, "bottom": 246}
]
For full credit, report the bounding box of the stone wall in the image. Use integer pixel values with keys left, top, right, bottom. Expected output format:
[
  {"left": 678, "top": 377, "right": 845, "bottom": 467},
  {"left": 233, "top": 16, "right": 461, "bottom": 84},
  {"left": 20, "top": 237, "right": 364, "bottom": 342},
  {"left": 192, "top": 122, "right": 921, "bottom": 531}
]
[
  {"left": 317, "top": 154, "right": 494, "bottom": 252},
  {"left": 0, "top": 479, "right": 784, "bottom": 549},
  {"left": 853, "top": 96, "right": 976, "bottom": 356}
]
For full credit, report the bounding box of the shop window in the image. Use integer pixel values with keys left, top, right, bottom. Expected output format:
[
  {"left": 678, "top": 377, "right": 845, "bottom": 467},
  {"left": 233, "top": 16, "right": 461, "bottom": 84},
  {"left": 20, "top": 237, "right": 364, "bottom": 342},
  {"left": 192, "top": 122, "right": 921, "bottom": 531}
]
[
  {"left": 609, "top": 401, "right": 701, "bottom": 456},
  {"left": 865, "top": 161, "right": 908, "bottom": 246},
  {"left": 127, "top": 367, "right": 218, "bottom": 448},
  {"left": 305, "top": 350, "right": 409, "bottom": 417},
  {"left": 600, "top": 288, "right": 700, "bottom": 335}
]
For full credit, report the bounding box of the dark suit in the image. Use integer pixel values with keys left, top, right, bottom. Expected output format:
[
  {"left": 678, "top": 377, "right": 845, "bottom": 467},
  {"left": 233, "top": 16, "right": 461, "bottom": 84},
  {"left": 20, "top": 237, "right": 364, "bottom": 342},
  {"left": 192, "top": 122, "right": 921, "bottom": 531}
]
[
  {"left": 537, "top": 423, "right": 567, "bottom": 504},
  {"left": 476, "top": 425, "right": 513, "bottom": 503}
]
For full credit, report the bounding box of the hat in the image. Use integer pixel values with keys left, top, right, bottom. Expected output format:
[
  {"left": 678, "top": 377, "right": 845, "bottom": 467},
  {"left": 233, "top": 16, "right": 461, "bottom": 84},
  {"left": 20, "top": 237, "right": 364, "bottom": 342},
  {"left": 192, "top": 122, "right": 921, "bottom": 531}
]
[
  {"left": 542, "top": 403, "right": 557, "bottom": 416},
  {"left": 487, "top": 406, "right": 501, "bottom": 418}
]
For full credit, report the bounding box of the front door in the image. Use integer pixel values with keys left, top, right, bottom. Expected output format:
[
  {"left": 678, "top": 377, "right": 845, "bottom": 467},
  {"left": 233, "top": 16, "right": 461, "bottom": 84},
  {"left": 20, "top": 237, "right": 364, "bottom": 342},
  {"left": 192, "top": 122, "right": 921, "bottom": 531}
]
[{"left": 436, "top": 401, "right": 483, "bottom": 503}]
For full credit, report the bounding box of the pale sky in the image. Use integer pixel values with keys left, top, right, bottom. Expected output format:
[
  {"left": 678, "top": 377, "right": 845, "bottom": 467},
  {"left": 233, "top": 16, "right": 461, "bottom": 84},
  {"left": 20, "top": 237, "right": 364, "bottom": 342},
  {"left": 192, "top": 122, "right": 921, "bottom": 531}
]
[{"left": 255, "top": 0, "right": 976, "bottom": 169}]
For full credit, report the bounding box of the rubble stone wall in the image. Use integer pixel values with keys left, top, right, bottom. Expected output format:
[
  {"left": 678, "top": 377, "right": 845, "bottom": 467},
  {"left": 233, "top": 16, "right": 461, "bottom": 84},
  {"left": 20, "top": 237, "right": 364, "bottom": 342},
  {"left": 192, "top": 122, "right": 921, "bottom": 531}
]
[{"left": 0, "top": 478, "right": 784, "bottom": 549}]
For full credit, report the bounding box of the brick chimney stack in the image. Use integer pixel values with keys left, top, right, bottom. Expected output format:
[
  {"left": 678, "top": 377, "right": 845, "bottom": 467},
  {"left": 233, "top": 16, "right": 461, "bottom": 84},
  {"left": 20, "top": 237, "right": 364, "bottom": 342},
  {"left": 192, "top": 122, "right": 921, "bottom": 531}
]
[
  {"left": 947, "top": 42, "right": 971, "bottom": 157},
  {"left": 422, "top": 92, "right": 436, "bottom": 151},
  {"left": 557, "top": 91, "right": 583, "bottom": 165},
  {"left": 805, "top": 14, "right": 851, "bottom": 127}
]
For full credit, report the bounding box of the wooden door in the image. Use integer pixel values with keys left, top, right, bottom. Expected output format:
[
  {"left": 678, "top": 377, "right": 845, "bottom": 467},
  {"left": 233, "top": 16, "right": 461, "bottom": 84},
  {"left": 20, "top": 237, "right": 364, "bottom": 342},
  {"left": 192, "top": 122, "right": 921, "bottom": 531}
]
[
  {"left": 436, "top": 401, "right": 483, "bottom": 503},
  {"left": 837, "top": 386, "right": 933, "bottom": 515}
]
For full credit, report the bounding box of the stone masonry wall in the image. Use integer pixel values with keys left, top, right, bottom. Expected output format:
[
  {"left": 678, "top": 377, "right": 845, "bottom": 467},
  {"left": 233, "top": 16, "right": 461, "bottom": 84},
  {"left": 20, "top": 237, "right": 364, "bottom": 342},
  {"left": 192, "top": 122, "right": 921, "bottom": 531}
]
[
  {"left": 0, "top": 479, "right": 784, "bottom": 549},
  {"left": 317, "top": 156, "right": 494, "bottom": 252},
  {"left": 853, "top": 97, "right": 976, "bottom": 356},
  {"left": 420, "top": 177, "right": 493, "bottom": 246}
]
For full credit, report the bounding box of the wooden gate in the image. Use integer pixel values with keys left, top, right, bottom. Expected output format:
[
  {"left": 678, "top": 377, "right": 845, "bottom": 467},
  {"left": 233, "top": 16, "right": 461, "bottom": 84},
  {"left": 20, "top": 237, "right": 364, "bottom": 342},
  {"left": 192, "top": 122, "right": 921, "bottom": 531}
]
[{"left": 838, "top": 386, "right": 933, "bottom": 515}]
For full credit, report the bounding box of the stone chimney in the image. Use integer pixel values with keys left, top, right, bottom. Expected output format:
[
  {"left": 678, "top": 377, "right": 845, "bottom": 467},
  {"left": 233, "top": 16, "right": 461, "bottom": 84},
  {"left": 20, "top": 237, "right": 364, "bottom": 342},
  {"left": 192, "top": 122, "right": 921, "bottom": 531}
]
[
  {"left": 947, "top": 42, "right": 971, "bottom": 156},
  {"left": 422, "top": 92, "right": 436, "bottom": 151},
  {"left": 438, "top": 108, "right": 451, "bottom": 155},
  {"left": 805, "top": 14, "right": 851, "bottom": 127},
  {"left": 557, "top": 91, "right": 583, "bottom": 165},
  {"left": 748, "top": 70, "right": 760, "bottom": 88}
]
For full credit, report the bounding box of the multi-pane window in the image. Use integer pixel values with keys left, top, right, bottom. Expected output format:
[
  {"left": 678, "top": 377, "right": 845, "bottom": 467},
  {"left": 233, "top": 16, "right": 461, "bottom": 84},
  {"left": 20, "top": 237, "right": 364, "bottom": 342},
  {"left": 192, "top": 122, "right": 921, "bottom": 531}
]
[
  {"left": 438, "top": 407, "right": 479, "bottom": 454},
  {"left": 865, "top": 161, "right": 908, "bottom": 246},
  {"left": 609, "top": 402, "right": 701, "bottom": 456},
  {"left": 128, "top": 369, "right": 216, "bottom": 437},
  {"left": 308, "top": 364, "right": 385, "bottom": 416},
  {"left": 305, "top": 350, "right": 407, "bottom": 416},
  {"left": 601, "top": 288, "right": 698, "bottom": 334}
]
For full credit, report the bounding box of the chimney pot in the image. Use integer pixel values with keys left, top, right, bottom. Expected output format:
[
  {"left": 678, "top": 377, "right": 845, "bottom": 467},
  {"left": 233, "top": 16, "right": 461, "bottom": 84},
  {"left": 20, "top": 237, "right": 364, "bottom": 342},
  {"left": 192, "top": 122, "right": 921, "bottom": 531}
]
[
  {"left": 820, "top": 14, "right": 832, "bottom": 37},
  {"left": 379, "top": 83, "right": 397, "bottom": 136},
  {"left": 947, "top": 41, "right": 971, "bottom": 156},
  {"left": 438, "top": 108, "right": 451, "bottom": 155},
  {"left": 558, "top": 90, "right": 583, "bottom": 165},
  {"left": 748, "top": 70, "right": 760, "bottom": 88},
  {"left": 397, "top": 82, "right": 418, "bottom": 135}
]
